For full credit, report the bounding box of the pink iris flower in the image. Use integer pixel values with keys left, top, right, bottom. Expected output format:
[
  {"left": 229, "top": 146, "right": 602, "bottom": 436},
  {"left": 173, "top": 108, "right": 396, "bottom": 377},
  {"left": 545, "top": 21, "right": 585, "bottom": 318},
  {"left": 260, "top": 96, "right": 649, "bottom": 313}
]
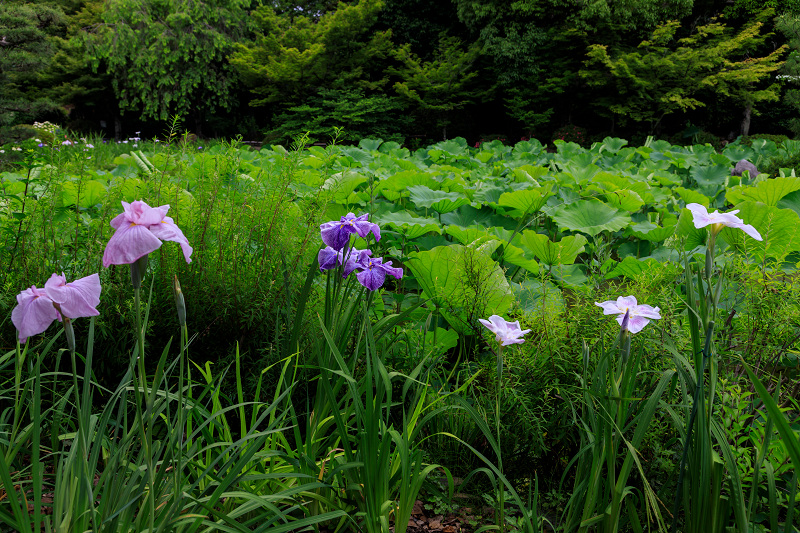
[
  {"left": 595, "top": 295, "right": 661, "bottom": 334},
  {"left": 102, "top": 200, "right": 193, "bottom": 267},
  {"left": 685, "top": 203, "right": 762, "bottom": 241},
  {"left": 478, "top": 315, "right": 531, "bottom": 346},
  {"left": 11, "top": 273, "right": 102, "bottom": 343}
]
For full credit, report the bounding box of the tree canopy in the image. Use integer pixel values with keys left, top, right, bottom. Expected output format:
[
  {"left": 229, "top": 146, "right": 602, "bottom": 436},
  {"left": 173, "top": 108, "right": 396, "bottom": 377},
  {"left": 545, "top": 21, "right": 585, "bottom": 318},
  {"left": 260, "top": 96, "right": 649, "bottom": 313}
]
[{"left": 1, "top": 0, "right": 799, "bottom": 145}]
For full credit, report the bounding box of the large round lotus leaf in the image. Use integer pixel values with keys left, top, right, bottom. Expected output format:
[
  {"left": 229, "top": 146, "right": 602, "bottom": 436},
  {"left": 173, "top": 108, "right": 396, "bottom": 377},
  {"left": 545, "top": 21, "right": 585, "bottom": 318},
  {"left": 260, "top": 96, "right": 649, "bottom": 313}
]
[
  {"left": 407, "top": 244, "right": 513, "bottom": 334},
  {"left": 550, "top": 199, "right": 630, "bottom": 237},
  {"left": 630, "top": 221, "right": 676, "bottom": 242},
  {"left": 512, "top": 279, "right": 564, "bottom": 314},
  {"left": 441, "top": 205, "right": 517, "bottom": 230},
  {"left": 605, "top": 256, "right": 681, "bottom": 280},
  {"left": 473, "top": 185, "right": 506, "bottom": 205},
  {"left": 591, "top": 171, "right": 631, "bottom": 191},
  {"left": 675, "top": 187, "right": 710, "bottom": 207},
  {"left": 604, "top": 189, "right": 644, "bottom": 213},
  {"left": 518, "top": 231, "right": 587, "bottom": 266},
  {"left": 722, "top": 143, "right": 756, "bottom": 163},
  {"left": 119, "top": 178, "right": 145, "bottom": 202},
  {"left": 597, "top": 137, "right": 628, "bottom": 154},
  {"left": 690, "top": 164, "right": 729, "bottom": 193},
  {"left": 359, "top": 138, "right": 383, "bottom": 151},
  {"left": 408, "top": 185, "right": 470, "bottom": 213},
  {"left": 374, "top": 211, "right": 442, "bottom": 239},
  {"left": 722, "top": 201, "right": 800, "bottom": 262},
  {"left": 501, "top": 244, "right": 539, "bottom": 274},
  {"left": 445, "top": 225, "right": 514, "bottom": 245},
  {"left": 376, "top": 170, "right": 433, "bottom": 196},
  {"left": 61, "top": 180, "right": 108, "bottom": 208},
  {"left": 498, "top": 185, "right": 554, "bottom": 216},
  {"left": 339, "top": 146, "right": 374, "bottom": 167},
  {"left": 323, "top": 171, "right": 367, "bottom": 203},
  {"left": 404, "top": 327, "right": 459, "bottom": 354},
  {"left": 511, "top": 164, "right": 549, "bottom": 184},
  {"left": 733, "top": 177, "right": 800, "bottom": 207},
  {"left": 778, "top": 190, "right": 800, "bottom": 217}
]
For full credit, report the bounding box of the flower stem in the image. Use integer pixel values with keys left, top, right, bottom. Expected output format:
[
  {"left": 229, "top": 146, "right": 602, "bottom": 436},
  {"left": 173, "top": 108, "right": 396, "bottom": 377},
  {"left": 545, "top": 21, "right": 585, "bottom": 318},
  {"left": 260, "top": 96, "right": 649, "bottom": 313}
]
[
  {"left": 132, "top": 271, "right": 155, "bottom": 530},
  {"left": 496, "top": 344, "right": 505, "bottom": 533}
]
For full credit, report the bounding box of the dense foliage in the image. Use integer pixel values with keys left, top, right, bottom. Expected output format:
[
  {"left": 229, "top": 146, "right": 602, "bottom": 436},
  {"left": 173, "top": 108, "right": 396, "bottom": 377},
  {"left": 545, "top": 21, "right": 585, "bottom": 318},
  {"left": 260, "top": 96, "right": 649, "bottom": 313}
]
[
  {"left": 2, "top": 134, "right": 800, "bottom": 531},
  {"left": 2, "top": 0, "right": 800, "bottom": 146}
]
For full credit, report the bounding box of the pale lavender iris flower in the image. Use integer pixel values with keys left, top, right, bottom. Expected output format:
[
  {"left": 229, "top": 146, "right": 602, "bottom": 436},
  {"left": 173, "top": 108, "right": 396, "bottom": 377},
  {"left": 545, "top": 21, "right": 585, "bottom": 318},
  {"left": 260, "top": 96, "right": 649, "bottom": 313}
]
[
  {"left": 685, "top": 203, "right": 762, "bottom": 241},
  {"left": 320, "top": 213, "right": 381, "bottom": 251},
  {"left": 103, "top": 200, "right": 193, "bottom": 267},
  {"left": 11, "top": 273, "right": 101, "bottom": 343},
  {"left": 595, "top": 295, "right": 661, "bottom": 334},
  {"left": 478, "top": 315, "right": 531, "bottom": 346}
]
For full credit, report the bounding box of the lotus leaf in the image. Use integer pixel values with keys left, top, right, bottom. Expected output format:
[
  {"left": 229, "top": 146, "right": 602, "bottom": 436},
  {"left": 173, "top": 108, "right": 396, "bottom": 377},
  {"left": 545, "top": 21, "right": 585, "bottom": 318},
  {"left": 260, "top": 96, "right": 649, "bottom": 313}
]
[
  {"left": 61, "top": 180, "right": 107, "bottom": 208},
  {"left": 597, "top": 137, "right": 629, "bottom": 154},
  {"left": 446, "top": 225, "right": 514, "bottom": 245},
  {"left": 722, "top": 143, "right": 756, "bottom": 162},
  {"left": 475, "top": 151, "right": 495, "bottom": 164},
  {"left": 778, "top": 190, "right": 800, "bottom": 217},
  {"left": 512, "top": 279, "right": 564, "bottom": 314},
  {"left": 519, "top": 231, "right": 587, "bottom": 266},
  {"left": 376, "top": 170, "right": 432, "bottom": 194},
  {"left": 605, "top": 189, "right": 644, "bottom": 212},
  {"left": 118, "top": 178, "right": 146, "bottom": 202},
  {"left": 690, "top": 164, "right": 730, "bottom": 194},
  {"left": 441, "top": 206, "right": 517, "bottom": 230},
  {"left": 322, "top": 171, "right": 367, "bottom": 203},
  {"left": 407, "top": 244, "right": 513, "bottom": 334},
  {"left": 731, "top": 177, "right": 800, "bottom": 207},
  {"left": 339, "top": 146, "right": 373, "bottom": 166},
  {"left": 512, "top": 164, "right": 549, "bottom": 184},
  {"left": 375, "top": 211, "right": 442, "bottom": 239},
  {"left": 359, "top": 138, "right": 383, "bottom": 151},
  {"left": 497, "top": 185, "right": 554, "bottom": 216},
  {"left": 408, "top": 185, "right": 471, "bottom": 213},
  {"left": 404, "top": 327, "right": 459, "bottom": 354},
  {"left": 630, "top": 221, "right": 676, "bottom": 242},
  {"left": 722, "top": 201, "right": 800, "bottom": 262},
  {"left": 673, "top": 209, "right": 707, "bottom": 250},
  {"left": 501, "top": 244, "right": 540, "bottom": 274},
  {"left": 605, "top": 256, "right": 679, "bottom": 280},
  {"left": 550, "top": 264, "right": 589, "bottom": 287},
  {"left": 675, "top": 187, "right": 710, "bottom": 207},
  {"left": 550, "top": 199, "right": 630, "bottom": 237},
  {"left": 591, "top": 172, "right": 631, "bottom": 191}
]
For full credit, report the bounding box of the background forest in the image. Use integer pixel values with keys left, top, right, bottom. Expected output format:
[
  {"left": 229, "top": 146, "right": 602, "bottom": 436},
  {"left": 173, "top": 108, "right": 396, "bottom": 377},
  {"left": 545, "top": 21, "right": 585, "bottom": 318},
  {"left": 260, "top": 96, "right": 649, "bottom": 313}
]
[{"left": 2, "top": 0, "right": 800, "bottom": 148}]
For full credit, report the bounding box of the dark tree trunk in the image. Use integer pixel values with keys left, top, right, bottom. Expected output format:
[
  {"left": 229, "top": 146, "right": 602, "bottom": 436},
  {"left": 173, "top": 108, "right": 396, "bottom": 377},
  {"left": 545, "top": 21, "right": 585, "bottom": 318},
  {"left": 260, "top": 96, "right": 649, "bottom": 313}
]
[
  {"left": 114, "top": 115, "right": 122, "bottom": 141},
  {"left": 741, "top": 103, "right": 752, "bottom": 137}
]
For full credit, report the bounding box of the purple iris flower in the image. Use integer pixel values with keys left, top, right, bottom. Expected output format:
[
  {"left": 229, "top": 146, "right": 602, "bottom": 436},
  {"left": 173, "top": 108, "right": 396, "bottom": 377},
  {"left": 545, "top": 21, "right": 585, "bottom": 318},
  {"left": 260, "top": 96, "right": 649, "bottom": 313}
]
[
  {"left": 318, "top": 246, "right": 339, "bottom": 271},
  {"left": 318, "top": 246, "right": 373, "bottom": 277},
  {"left": 354, "top": 256, "right": 403, "bottom": 291},
  {"left": 320, "top": 213, "right": 381, "bottom": 251}
]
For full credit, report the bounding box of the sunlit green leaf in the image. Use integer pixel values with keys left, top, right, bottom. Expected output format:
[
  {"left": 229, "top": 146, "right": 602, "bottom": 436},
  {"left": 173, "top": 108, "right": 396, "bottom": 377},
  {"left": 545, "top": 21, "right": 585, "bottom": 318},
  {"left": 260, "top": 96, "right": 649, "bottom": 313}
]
[
  {"left": 518, "top": 232, "right": 587, "bottom": 265},
  {"left": 407, "top": 245, "right": 513, "bottom": 334},
  {"left": 550, "top": 199, "right": 630, "bottom": 236}
]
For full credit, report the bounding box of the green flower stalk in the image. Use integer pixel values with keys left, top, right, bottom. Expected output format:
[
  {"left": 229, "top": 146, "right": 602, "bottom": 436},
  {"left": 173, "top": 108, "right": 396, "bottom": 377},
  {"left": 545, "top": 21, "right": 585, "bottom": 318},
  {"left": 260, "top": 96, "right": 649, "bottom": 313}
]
[{"left": 479, "top": 315, "right": 531, "bottom": 533}]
